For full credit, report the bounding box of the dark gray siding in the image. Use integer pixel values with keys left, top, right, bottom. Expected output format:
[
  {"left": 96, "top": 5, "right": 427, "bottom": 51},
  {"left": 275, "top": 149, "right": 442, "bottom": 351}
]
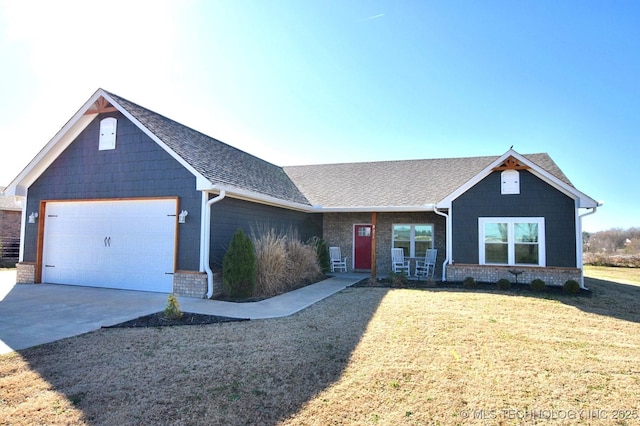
[
  {"left": 24, "top": 112, "right": 202, "bottom": 270},
  {"left": 452, "top": 171, "right": 576, "bottom": 267},
  {"left": 209, "top": 196, "right": 323, "bottom": 269}
]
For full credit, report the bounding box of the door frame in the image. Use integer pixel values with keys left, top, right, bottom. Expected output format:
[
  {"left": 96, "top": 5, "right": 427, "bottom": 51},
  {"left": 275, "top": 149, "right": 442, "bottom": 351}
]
[{"left": 353, "top": 223, "right": 373, "bottom": 270}]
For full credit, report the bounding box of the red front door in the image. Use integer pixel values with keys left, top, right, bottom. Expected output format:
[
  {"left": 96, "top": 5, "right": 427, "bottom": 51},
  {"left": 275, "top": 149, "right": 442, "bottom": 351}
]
[{"left": 354, "top": 224, "right": 372, "bottom": 269}]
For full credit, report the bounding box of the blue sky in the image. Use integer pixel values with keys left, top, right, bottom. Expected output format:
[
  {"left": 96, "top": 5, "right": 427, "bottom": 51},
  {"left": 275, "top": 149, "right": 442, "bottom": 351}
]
[{"left": 1, "top": 0, "right": 638, "bottom": 232}]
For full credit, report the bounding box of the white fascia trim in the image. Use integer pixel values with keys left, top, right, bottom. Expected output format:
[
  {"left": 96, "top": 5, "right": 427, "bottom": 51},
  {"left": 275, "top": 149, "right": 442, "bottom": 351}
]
[
  {"left": 4, "top": 90, "right": 105, "bottom": 196},
  {"left": 318, "top": 204, "right": 436, "bottom": 213},
  {"left": 100, "top": 91, "right": 210, "bottom": 189},
  {"left": 4, "top": 88, "right": 210, "bottom": 197},
  {"left": 436, "top": 149, "right": 600, "bottom": 209},
  {"left": 198, "top": 183, "right": 314, "bottom": 212}
]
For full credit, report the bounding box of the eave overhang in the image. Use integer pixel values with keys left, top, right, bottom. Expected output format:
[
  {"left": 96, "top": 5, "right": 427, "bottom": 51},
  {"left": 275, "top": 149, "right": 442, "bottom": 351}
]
[
  {"left": 3, "top": 89, "right": 211, "bottom": 197},
  {"left": 435, "top": 149, "right": 600, "bottom": 209}
]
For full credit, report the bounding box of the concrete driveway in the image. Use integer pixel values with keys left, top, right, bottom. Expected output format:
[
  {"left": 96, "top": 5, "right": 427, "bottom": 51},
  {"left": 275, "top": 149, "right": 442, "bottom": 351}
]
[
  {"left": 0, "top": 270, "right": 170, "bottom": 355},
  {"left": 0, "top": 269, "right": 364, "bottom": 355}
]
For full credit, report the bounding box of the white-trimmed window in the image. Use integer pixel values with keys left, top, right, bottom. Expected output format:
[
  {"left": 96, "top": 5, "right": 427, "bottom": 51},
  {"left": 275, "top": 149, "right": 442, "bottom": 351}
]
[
  {"left": 392, "top": 224, "right": 434, "bottom": 257},
  {"left": 99, "top": 117, "right": 117, "bottom": 150},
  {"left": 479, "top": 218, "right": 545, "bottom": 266}
]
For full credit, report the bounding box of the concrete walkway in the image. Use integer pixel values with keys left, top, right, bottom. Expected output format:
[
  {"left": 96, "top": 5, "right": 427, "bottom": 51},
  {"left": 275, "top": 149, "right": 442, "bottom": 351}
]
[{"left": 0, "top": 269, "right": 365, "bottom": 354}]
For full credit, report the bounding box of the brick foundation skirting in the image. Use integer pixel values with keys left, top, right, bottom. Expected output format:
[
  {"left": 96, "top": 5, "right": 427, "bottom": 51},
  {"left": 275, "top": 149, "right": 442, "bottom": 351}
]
[
  {"left": 16, "top": 262, "right": 36, "bottom": 284},
  {"left": 446, "top": 264, "right": 582, "bottom": 287},
  {"left": 173, "top": 271, "right": 208, "bottom": 298}
]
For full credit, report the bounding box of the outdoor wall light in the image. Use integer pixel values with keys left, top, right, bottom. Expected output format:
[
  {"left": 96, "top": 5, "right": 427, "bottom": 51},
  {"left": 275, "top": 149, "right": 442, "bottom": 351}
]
[
  {"left": 28, "top": 212, "right": 38, "bottom": 224},
  {"left": 178, "top": 210, "right": 188, "bottom": 224}
]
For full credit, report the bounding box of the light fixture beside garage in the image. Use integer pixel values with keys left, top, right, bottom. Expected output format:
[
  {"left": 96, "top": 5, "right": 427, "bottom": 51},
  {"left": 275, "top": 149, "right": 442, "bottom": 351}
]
[
  {"left": 178, "top": 210, "right": 188, "bottom": 223},
  {"left": 28, "top": 212, "right": 38, "bottom": 223}
]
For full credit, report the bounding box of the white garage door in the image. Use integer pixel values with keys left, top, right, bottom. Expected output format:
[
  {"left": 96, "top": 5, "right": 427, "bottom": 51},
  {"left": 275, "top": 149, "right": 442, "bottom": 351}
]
[{"left": 42, "top": 199, "right": 177, "bottom": 292}]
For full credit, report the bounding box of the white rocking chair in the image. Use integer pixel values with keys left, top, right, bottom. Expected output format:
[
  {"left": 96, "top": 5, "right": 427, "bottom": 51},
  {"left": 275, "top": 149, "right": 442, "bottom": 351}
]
[
  {"left": 391, "top": 248, "right": 410, "bottom": 274},
  {"left": 415, "top": 249, "right": 437, "bottom": 279},
  {"left": 329, "top": 246, "right": 348, "bottom": 272}
]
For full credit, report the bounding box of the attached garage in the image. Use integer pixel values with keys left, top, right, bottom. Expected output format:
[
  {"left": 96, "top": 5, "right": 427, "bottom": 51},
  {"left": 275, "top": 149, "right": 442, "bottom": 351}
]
[{"left": 41, "top": 198, "right": 177, "bottom": 293}]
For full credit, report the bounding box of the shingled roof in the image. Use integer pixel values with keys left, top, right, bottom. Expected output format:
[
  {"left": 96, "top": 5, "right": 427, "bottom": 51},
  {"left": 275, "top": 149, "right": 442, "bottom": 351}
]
[
  {"left": 283, "top": 153, "right": 572, "bottom": 209},
  {"left": 106, "top": 91, "right": 311, "bottom": 206},
  {"left": 105, "top": 91, "right": 578, "bottom": 210}
]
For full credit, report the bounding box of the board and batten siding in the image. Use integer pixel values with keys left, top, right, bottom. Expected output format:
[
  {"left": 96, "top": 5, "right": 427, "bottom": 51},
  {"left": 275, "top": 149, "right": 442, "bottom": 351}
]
[
  {"left": 451, "top": 170, "right": 576, "bottom": 267},
  {"left": 24, "top": 112, "right": 202, "bottom": 271}
]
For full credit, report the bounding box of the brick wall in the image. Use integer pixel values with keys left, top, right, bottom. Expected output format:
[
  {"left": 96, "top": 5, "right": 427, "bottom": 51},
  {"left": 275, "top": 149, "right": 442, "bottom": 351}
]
[
  {"left": 323, "top": 212, "right": 369, "bottom": 271},
  {"left": 446, "top": 264, "right": 582, "bottom": 287},
  {"left": 0, "top": 210, "right": 22, "bottom": 240},
  {"left": 173, "top": 270, "right": 208, "bottom": 298},
  {"left": 16, "top": 262, "right": 35, "bottom": 284},
  {"left": 323, "top": 211, "right": 446, "bottom": 275}
]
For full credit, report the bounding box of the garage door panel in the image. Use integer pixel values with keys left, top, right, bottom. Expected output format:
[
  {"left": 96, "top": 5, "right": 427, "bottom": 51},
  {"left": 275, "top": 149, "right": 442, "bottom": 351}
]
[{"left": 42, "top": 199, "right": 176, "bottom": 292}]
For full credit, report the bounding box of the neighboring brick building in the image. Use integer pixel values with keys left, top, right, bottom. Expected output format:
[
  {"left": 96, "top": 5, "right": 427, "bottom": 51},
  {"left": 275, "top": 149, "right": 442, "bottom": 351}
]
[{"left": 0, "top": 186, "right": 23, "bottom": 266}]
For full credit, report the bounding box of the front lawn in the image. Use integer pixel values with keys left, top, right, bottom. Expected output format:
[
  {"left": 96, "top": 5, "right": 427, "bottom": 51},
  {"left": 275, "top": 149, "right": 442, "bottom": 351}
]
[
  {"left": 1, "top": 269, "right": 639, "bottom": 424},
  {"left": 584, "top": 264, "right": 640, "bottom": 285}
]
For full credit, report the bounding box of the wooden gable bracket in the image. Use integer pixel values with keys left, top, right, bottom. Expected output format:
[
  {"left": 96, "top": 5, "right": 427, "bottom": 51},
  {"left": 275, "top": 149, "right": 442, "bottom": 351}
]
[
  {"left": 492, "top": 155, "right": 530, "bottom": 171},
  {"left": 84, "top": 96, "right": 118, "bottom": 115}
]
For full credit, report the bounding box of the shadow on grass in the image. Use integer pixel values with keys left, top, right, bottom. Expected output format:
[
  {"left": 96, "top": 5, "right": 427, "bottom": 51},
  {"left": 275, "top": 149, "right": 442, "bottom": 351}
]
[{"left": 2, "top": 287, "right": 390, "bottom": 425}]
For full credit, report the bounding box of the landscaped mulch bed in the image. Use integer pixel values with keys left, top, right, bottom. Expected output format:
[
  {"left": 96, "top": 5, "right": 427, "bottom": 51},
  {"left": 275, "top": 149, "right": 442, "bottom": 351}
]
[
  {"left": 104, "top": 312, "right": 248, "bottom": 328},
  {"left": 354, "top": 278, "right": 592, "bottom": 296}
]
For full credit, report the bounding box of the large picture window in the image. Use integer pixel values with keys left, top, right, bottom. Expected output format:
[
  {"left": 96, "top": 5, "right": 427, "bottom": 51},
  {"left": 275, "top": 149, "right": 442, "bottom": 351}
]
[
  {"left": 479, "top": 218, "right": 545, "bottom": 266},
  {"left": 393, "top": 224, "right": 434, "bottom": 257}
]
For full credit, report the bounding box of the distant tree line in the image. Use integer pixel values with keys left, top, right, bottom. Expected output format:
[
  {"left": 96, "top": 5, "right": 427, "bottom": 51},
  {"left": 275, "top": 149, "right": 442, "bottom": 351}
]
[{"left": 583, "top": 227, "right": 640, "bottom": 267}]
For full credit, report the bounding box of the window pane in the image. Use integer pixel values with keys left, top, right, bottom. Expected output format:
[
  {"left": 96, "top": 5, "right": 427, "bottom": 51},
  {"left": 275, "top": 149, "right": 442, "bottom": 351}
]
[
  {"left": 394, "top": 241, "right": 410, "bottom": 256},
  {"left": 358, "top": 226, "right": 371, "bottom": 237},
  {"left": 485, "top": 243, "right": 508, "bottom": 263},
  {"left": 484, "top": 223, "right": 508, "bottom": 243},
  {"left": 393, "top": 225, "right": 411, "bottom": 242},
  {"left": 515, "top": 223, "right": 538, "bottom": 243},
  {"left": 414, "top": 224, "right": 433, "bottom": 256},
  {"left": 415, "top": 241, "right": 430, "bottom": 258},
  {"left": 515, "top": 244, "right": 538, "bottom": 264}
]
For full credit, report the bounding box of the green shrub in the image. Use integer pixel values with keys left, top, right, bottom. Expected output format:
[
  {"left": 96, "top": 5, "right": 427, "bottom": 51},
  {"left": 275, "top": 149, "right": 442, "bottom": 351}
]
[
  {"left": 309, "top": 237, "right": 331, "bottom": 274},
  {"left": 222, "top": 228, "right": 257, "bottom": 298},
  {"left": 463, "top": 276, "right": 477, "bottom": 289},
  {"left": 496, "top": 278, "right": 511, "bottom": 290},
  {"left": 563, "top": 279, "right": 580, "bottom": 294},
  {"left": 164, "top": 294, "right": 183, "bottom": 320},
  {"left": 530, "top": 278, "right": 546, "bottom": 292}
]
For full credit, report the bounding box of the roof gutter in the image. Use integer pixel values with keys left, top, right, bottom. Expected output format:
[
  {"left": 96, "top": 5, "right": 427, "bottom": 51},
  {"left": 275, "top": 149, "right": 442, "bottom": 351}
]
[
  {"left": 433, "top": 205, "right": 450, "bottom": 282},
  {"left": 201, "top": 188, "right": 226, "bottom": 299},
  {"left": 202, "top": 184, "right": 313, "bottom": 213},
  {"left": 316, "top": 204, "right": 437, "bottom": 213}
]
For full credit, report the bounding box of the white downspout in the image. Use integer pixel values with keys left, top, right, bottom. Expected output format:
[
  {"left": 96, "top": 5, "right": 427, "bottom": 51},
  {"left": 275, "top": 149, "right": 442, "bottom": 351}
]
[
  {"left": 201, "top": 188, "right": 226, "bottom": 298},
  {"left": 578, "top": 206, "right": 599, "bottom": 290},
  {"left": 434, "top": 206, "right": 450, "bottom": 282}
]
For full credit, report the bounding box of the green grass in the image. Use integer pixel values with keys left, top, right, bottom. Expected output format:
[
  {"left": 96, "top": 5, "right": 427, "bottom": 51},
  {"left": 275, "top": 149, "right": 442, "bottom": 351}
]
[
  {"left": 584, "top": 265, "right": 640, "bottom": 285},
  {"left": 1, "top": 266, "right": 639, "bottom": 424}
]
